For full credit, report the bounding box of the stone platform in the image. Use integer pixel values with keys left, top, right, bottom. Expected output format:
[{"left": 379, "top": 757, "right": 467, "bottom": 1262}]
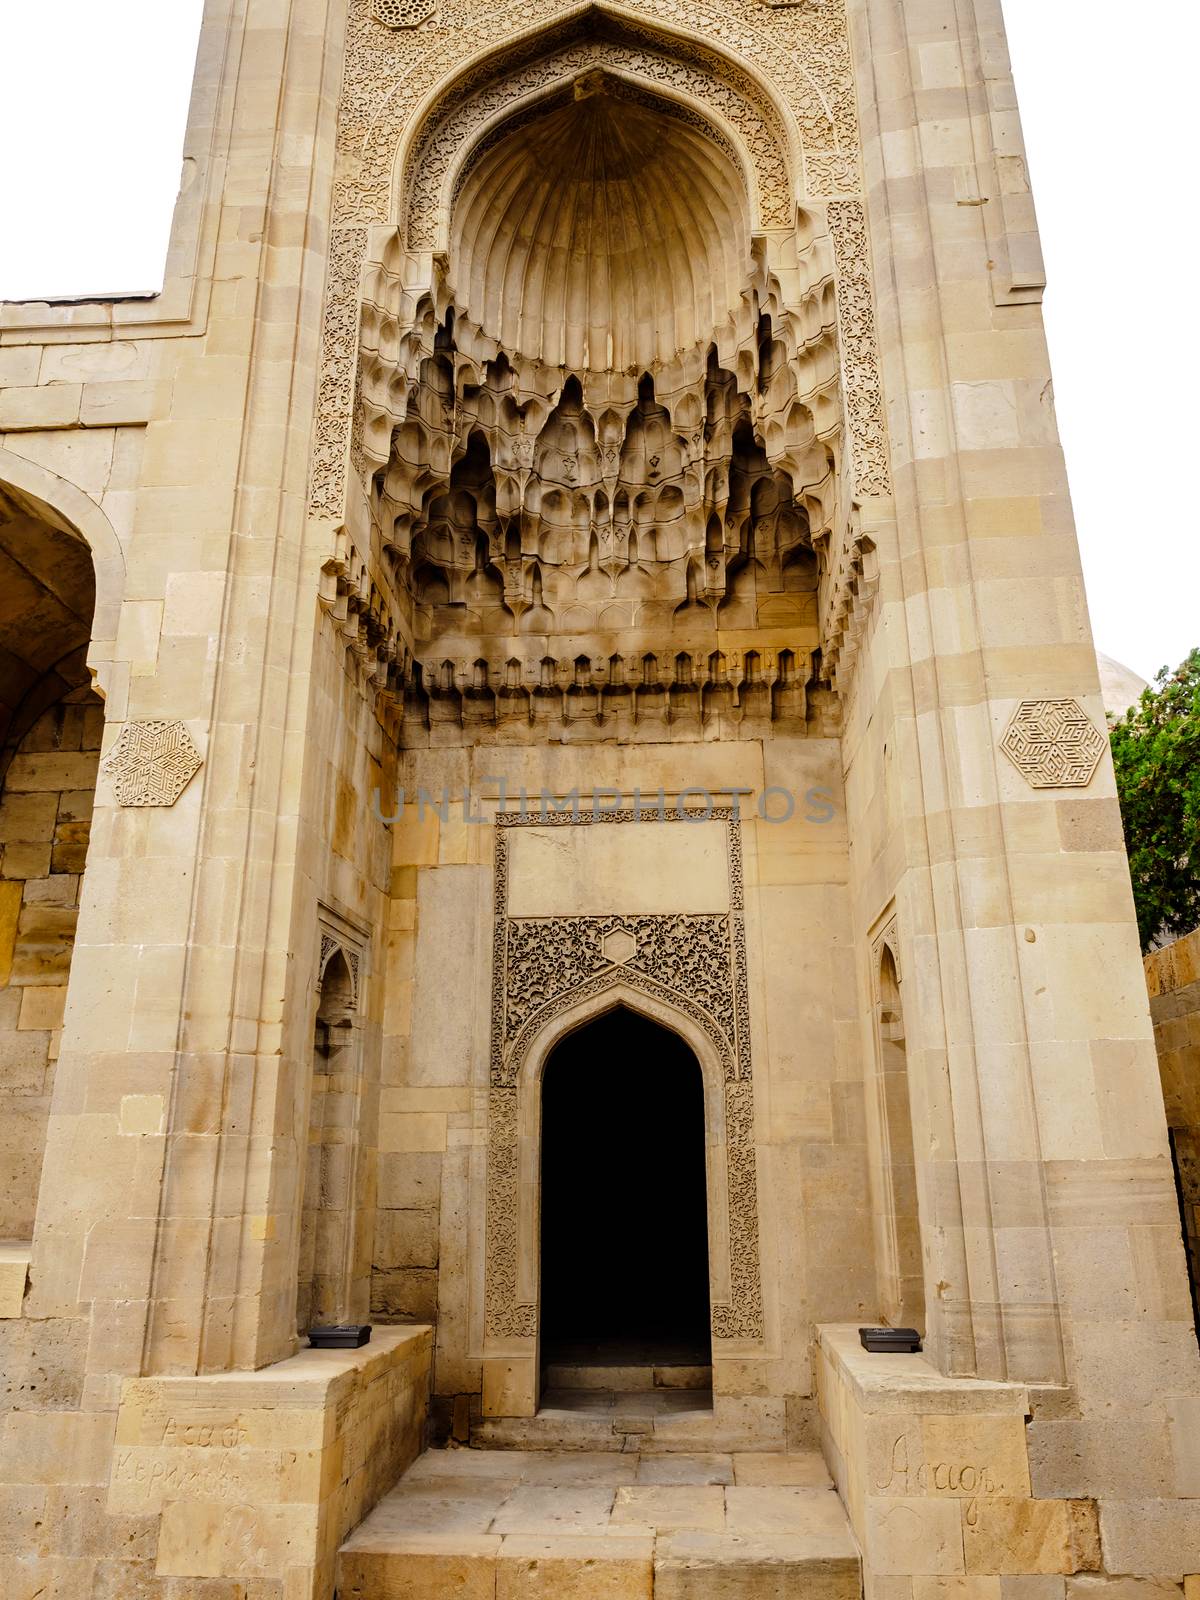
[{"left": 337, "top": 1445, "right": 861, "bottom": 1597}]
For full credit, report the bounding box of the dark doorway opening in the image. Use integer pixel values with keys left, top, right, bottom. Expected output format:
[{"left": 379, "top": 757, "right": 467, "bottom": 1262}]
[{"left": 539, "top": 1006, "right": 712, "bottom": 1370}]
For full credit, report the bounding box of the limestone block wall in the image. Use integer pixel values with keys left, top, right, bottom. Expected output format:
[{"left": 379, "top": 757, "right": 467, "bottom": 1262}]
[
  {"left": 1147, "top": 929, "right": 1200, "bottom": 1324},
  {"left": 0, "top": 1, "right": 387, "bottom": 1594},
  {"left": 0, "top": 0, "right": 1196, "bottom": 1593},
  {"left": 281, "top": 605, "right": 398, "bottom": 1341},
  {"left": 0, "top": 1324, "right": 429, "bottom": 1600},
  {"left": 381, "top": 738, "right": 875, "bottom": 1438},
  {"left": 839, "top": 0, "right": 1200, "bottom": 1577},
  {"left": 0, "top": 688, "right": 102, "bottom": 1237},
  {"left": 842, "top": 0, "right": 1152, "bottom": 1385},
  {"left": 817, "top": 1325, "right": 1102, "bottom": 1592}
]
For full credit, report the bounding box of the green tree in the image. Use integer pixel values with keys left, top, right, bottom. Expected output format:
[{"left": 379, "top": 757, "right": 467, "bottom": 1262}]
[{"left": 1110, "top": 649, "right": 1200, "bottom": 951}]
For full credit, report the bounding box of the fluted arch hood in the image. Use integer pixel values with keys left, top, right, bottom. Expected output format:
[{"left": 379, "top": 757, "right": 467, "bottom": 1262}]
[{"left": 448, "top": 71, "right": 752, "bottom": 374}]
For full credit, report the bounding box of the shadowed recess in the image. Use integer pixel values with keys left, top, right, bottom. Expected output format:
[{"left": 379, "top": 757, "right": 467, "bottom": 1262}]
[
  {"left": 540, "top": 1005, "right": 712, "bottom": 1365},
  {"left": 0, "top": 485, "right": 95, "bottom": 778}
]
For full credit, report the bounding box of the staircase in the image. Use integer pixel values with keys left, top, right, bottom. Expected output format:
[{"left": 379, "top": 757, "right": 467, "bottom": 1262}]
[{"left": 337, "top": 1391, "right": 862, "bottom": 1598}]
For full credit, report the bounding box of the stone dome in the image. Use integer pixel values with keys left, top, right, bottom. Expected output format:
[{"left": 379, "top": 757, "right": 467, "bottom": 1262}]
[{"left": 1097, "top": 651, "right": 1148, "bottom": 719}]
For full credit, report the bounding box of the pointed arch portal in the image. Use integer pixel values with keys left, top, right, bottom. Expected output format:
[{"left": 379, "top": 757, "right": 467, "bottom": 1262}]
[{"left": 540, "top": 1006, "right": 711, "bottom": 1367}]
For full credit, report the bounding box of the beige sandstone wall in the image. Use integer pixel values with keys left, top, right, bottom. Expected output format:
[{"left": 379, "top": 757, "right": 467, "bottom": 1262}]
[
  {"left": 0, "top": 689, "right": 101, "bottom": 1237},
  {"left": 0, "top": 0, "right": 1196, "bottom": 1594},
  {"left": 839, "top": 0, "right": 1200, "bottom": 1582},
  {"left": 0, "top": 0, "right": 398, "bottom": 1592},
  {"left": 1147, "top": 929, "right": 1200, "bottom": 1323},
  {"left": 382, "top": 739, "right": 875, "bottom": 1438}
]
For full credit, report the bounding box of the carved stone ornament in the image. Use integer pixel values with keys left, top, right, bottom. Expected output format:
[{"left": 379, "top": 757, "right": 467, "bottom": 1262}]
[
  {"left": 869, "top": 911, "right": 900, "bottom": 1000},
  {"left": 319, "top": 931, "right": 362, "bottom": 1008},
  {"left": 485, "top": 807, "right": 764, "bottom": 1345},
  {"left": 371, "top": 0, "right": 436, "bottom": 27},
  {"left": 102, "top": 720, "right": 202, "bottom": 807},
  {"left": 1000, "top": 698, "right": 1106, "bottom": 789}
]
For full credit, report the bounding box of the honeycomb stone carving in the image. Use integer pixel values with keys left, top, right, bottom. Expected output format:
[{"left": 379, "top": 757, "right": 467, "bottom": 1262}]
[
  {"left": 1000, "top": 698, "right": 1106, "bottom": 789},
  {"left": 371, "top": 0, "right": 435, "bottom": 27},
  {"left": 309, "top": 0, "right": 885, "bottom": 593},
  {"left": 102, "top": 720, "right": 203, "bottom": 807}
]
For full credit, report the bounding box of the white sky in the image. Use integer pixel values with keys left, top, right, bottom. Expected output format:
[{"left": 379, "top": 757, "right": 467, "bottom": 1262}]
[{"left": 1, "top": 1, "right": 1196, "bottom": 682}]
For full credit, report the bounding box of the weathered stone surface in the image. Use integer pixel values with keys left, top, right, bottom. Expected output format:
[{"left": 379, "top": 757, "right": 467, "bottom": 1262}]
[
  {"left": 962, "top": 1501, "right": 1101, "bottom": 1577},
  {"left": 2, "top": 0, "right": 1199, "bottom": 1591},
  {"left": 339, "top": 1535, "right": 502, "bottom": 1599},
  {"left": 497, "top": 1534, "right": 654, "bottom": 1598},
  {"left": 0, "top": 1316, "right": 86, "bottom": 1408},
  {"left": 653, "top": 1531, "right": 862, "bottom": 1600}
]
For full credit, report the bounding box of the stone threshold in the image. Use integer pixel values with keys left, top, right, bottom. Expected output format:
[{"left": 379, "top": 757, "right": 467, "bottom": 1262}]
[
  {"left": 545, "top": 1363, "right": 713, "bottom": 1392},
  {"left": 471, "top": 1387, "right": 793, "bottom": 1455}
]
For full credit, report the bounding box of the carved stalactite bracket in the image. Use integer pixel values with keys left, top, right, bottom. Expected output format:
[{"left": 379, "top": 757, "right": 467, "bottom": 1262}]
[
  {"left": 817, "top": 508, "right": 879, "bottom": 693},
  {"left": 401, "top": 648, "right": 815, "bottom": 742}
]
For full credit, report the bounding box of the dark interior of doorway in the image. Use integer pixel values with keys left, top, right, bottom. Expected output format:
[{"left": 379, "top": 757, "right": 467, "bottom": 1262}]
[{"left": 540, "top": 1006, "right": 712, "bottom": 1374}]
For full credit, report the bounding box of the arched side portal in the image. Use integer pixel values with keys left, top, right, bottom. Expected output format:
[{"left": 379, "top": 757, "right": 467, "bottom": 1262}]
[
  {"left": 0, "top": 473, "right": 112, "bottom": 1241},
  {"left": 295, "top": 933, "right": 369, "bottom": 1334}
]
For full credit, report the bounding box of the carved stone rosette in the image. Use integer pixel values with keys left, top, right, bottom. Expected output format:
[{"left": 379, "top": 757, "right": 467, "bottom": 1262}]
[
  {"left": 1000, "top": 698, "right": 1106, "bottom": 789},
  {"left": 101, "top": 719, "right": 202, "bottom": 807},
  {"left": 484, "top": 807, "right": 764, "bottom": 1344}
]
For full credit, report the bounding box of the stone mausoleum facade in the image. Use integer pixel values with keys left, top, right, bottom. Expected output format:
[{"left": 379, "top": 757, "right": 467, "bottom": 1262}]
[{"left": 1, "top": 0, "right": 1198, "bottom": 1595}]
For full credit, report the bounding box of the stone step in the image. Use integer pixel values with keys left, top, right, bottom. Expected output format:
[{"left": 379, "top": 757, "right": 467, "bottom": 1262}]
[
  {"left": 471, "top": 1388, "right": 785, "bottom": 1454},
  {"left": 545, "top": 1362, "right": 713, "bottom": 1392},
  {"left": 338, "top": 1447, "right": 861, "bottom": 1598}
]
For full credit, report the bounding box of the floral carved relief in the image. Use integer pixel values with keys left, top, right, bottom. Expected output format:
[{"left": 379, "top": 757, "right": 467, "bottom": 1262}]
[{"left": 828, "top": 200, "right": 892, "bottom": 498}]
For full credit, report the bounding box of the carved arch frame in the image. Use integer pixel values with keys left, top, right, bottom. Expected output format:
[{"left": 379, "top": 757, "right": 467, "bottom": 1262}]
[
  {"left": 383, "top": 3, "right": 814, "bottom": 234},
  {"left": 394, "top": 33, "right": 797, "bottom": 249},
  {"left": 482, "top": 806, "right": 764, "bottom": 1415},
  {"left": 870, "top": 912, "right": 900, "bottom": 1002},
  {"left": 312, "top": 0, "right": 892, "bottom": 521}
]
